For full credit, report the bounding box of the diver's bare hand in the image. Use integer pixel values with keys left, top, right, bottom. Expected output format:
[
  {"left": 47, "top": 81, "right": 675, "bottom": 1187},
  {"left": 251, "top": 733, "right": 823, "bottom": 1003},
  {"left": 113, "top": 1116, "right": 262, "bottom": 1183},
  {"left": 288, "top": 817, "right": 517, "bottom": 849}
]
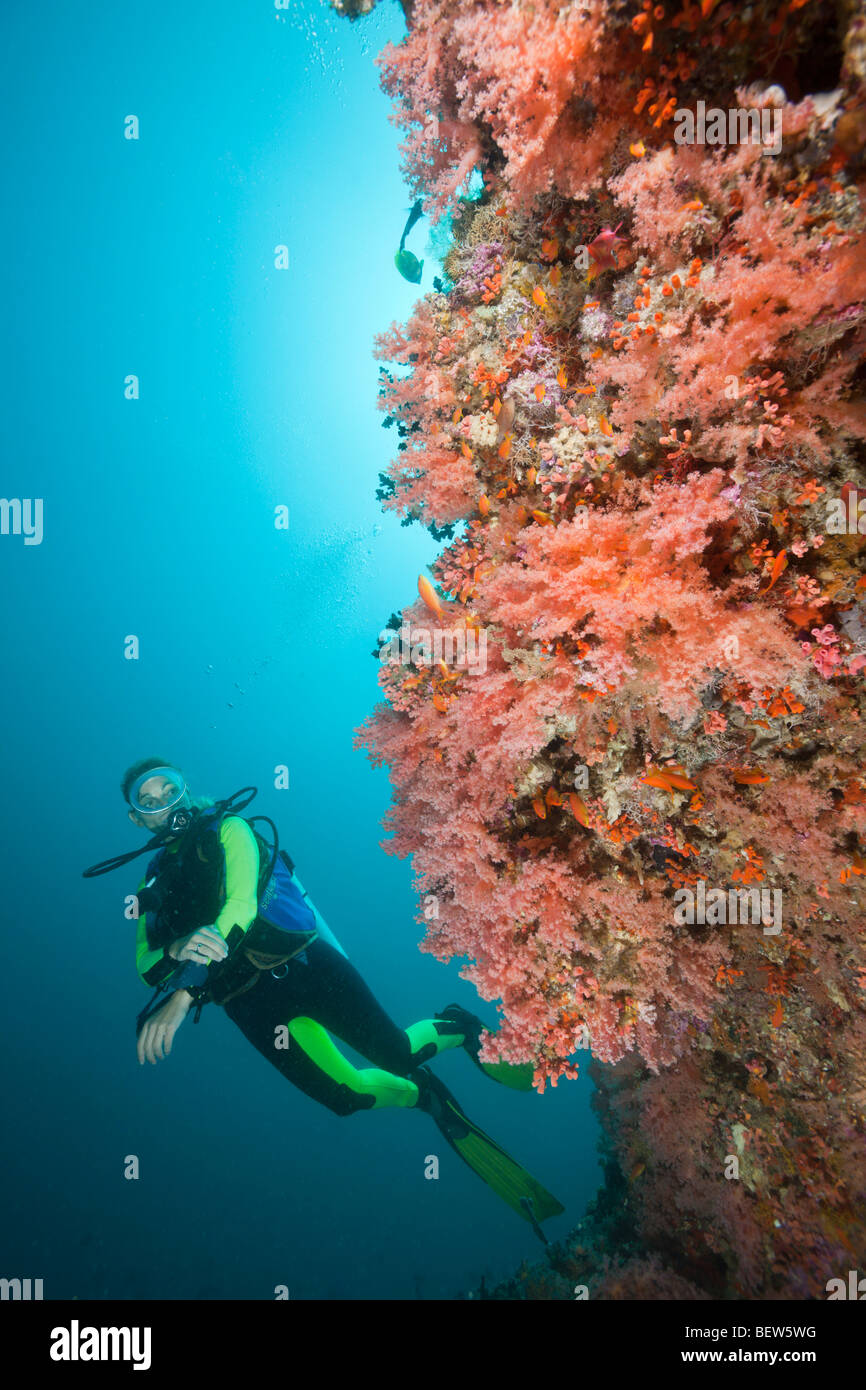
[
  {"left": 169, "top": 927, "right": 229, "bottom": 965},
  {"left": 137, "top": 991, "right": 192, "bottom": 1066}
]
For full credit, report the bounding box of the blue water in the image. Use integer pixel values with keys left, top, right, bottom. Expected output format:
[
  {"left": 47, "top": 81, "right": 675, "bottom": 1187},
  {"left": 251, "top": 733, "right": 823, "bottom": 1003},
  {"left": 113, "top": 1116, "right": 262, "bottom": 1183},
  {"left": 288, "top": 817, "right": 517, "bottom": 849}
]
[{"left": 0, "top": 0, "right": 598, "bottom": 1300}]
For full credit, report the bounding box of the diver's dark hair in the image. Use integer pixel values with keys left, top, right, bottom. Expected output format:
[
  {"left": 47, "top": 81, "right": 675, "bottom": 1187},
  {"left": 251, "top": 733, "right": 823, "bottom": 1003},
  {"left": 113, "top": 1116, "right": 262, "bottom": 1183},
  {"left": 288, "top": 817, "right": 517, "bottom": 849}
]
[{"left": 120, "top": 757, "right": 180, "bottom": 804}]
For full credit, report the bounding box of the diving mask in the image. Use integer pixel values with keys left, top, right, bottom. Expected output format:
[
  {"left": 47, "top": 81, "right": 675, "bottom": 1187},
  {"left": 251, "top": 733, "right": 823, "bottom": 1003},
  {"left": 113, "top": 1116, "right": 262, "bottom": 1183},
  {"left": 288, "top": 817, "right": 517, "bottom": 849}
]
[{"left": 128, "top": 767, "right": 192, "bottom": 828}]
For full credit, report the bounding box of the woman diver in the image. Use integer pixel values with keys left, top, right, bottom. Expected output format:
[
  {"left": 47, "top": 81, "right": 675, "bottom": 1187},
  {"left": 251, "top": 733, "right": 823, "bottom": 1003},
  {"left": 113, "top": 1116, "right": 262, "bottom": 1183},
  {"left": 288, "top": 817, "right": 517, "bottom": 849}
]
[{"left": 83, "top": 756, "right": 564, "bottom": 1239}]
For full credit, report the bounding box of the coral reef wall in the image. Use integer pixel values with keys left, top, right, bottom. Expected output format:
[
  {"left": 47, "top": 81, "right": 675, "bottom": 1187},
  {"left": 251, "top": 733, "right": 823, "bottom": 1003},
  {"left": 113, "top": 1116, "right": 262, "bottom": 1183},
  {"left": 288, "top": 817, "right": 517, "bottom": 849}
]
[{"left": 340, "top": 0, "right": 866, "bottom": 1297}]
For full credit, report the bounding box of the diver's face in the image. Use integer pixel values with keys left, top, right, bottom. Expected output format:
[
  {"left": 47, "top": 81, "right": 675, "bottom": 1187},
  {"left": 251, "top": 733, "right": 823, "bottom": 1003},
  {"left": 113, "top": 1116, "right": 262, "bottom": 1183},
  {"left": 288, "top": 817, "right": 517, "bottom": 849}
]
[{"left": 128, "top": 773, "right": 186, "bottom": 832}]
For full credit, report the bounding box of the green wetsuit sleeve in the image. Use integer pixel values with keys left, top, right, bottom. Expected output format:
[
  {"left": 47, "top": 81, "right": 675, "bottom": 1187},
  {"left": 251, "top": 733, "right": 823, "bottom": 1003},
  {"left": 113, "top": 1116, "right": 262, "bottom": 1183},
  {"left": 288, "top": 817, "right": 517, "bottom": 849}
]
[
  {"left": 134, "top": 819, "right": 260, "bottom": 991},
  {"left": 135, "top": 873, "right": 180, "bottom": 988},
  {"left": 213, "top": 816, "right": 261, "bottom": 943}
]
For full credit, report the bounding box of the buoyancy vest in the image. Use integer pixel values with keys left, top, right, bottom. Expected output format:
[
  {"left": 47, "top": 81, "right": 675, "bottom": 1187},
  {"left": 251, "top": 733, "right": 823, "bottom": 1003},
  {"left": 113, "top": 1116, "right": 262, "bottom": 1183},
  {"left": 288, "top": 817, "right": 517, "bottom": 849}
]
[{"left": 139, "top": 810, "right": 318, "bottom": 1011}]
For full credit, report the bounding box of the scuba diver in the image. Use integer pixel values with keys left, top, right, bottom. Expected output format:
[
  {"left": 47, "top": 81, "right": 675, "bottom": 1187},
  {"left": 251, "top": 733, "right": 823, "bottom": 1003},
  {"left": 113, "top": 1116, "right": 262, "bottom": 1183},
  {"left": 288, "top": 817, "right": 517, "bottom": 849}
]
[
  {"left": 394, "top": 198, "right": 424, "bottom": 284},
  {"left": 83, "top": 758, "right": 564, "bottom": 1241}
]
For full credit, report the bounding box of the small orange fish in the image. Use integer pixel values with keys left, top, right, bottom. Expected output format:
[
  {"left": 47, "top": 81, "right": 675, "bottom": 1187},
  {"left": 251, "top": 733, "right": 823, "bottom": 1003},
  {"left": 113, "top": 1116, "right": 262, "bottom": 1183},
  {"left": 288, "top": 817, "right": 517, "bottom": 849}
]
[
  {"left": 762, "top": 549, "right": 788, "bottom": 593},
  {"left": 478, "top": 495, "right": 490, "bottom": 517},
  {"left": 641, "top": 771, "right": 675, "bottom": 792},
  {"left": 532, "top": 797, "right": 547, "bottom": 819},
  {"left": 498, "top": 433, "right": 513, "bottom": 460},
  {"left": 496, "top": 397, "right": 516, "bottom": 443},
  {"left": 534, "top": 383, "right": 546, "bottom": 402},
  {"left": 660, "top": 771, "right": 698, "bottom": 791},
  {"left": 526, "top": 466, "right": 537, "bottom": 486},
  {"left": 599, "top": 415, "right": 614, "bottom": 437},
  {"left": 575, "top": 385, "right": 596, "bottom": 396},
  {"left": 557, "top": 367, "right": 568, "bottom": 388},
  {"left": 732, "top": 769, "right": 771, "bottom": 785},
  {"left": 568, "top": 793, "right": 590, "bottom": 827},
  {"left": 432, "top": 692, "right": 448, "bottom": 713},
  {"left": 583, "top": 301, "right": 600, "bottom": 310},
  {"left": 682, "top": 199, "right": 704, "bottom": 212},
  {"left": 770, "top": 999, "right": 783, "bottom": 1028},
  {"left": 628, "top": 1161, "right": 646, "bottom": 1184},
  {"left": 541, "top": 237, "right": 559, "bottom": 260},
  {"left": 531, "top": 509, "right": 553, "bottom": 526},
  {"left": 532, "top": 285, "right": 548, "bottom": 308},
  {"left": 545, "top": 787, "right": 563, "bottom": 807},
  {"left": 418, "top": 575, "right": 444, "bottom": 620},
  {"left": 550, "top": 266, "right": 562, "bottom": 287},
  {"left": 436, "top": 659, "right": 449, "bottom": 678},
  {"left": 460, "top": 441, "right": 472, "bottom": 460},
  {"left": 629, "top": 140, "right": 646, "bottom": 158}
]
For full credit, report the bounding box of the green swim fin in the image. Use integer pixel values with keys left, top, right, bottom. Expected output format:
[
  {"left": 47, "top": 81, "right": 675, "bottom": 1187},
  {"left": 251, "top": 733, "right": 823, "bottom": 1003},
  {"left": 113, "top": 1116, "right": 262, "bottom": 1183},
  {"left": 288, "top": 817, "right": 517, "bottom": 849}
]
[
  {"left": 478, "top": 1058, "right": 536, "bottom": 1090},
  {"left": 414, "top": 1067, "right": 564, "bottom": 1238},
  {"left": 435, "top": 1002, "right": 535, "bottom": 1090}
]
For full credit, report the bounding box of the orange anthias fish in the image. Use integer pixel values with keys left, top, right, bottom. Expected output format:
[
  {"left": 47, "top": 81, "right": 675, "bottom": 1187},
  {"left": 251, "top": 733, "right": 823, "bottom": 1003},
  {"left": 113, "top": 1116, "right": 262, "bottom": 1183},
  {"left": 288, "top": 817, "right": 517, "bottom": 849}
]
[
  {"left": 761, "top": 549, "right": 788, "bottom": 593},
  {"left": 496, "top": 396, "right": 516, "bottom": 443},
  {"left": 732, "top": 768, "right": 771, "bottom": 785},
  {"left": 641, "top": 770, "right": 677, "bottom": 792},
  {"left": 432, "top": 692, "right": 448, "bottom": 713},
  {"left": 418, "top": 575, "right": 444, "bottom": 619},
  {"left": 586, "top": 223, "right": 625, "bottom": 282},
  {"left": 478, "top": 495, "right": 490, "bottom": 517},
  {"left": 770, "top": 999, "right": 784, "bottom": 1028},
  {"left": 640, "top": 767, "right": 697, "bottom": 795},
  {"left": 568, "top": 793, "right": 590, "bottom": 827},
  {"left": 532, "top": 796, "right": 547, "bottom": 819},
  {"left": 660, "top": 771, "right": 698, "bottom": 791}
]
